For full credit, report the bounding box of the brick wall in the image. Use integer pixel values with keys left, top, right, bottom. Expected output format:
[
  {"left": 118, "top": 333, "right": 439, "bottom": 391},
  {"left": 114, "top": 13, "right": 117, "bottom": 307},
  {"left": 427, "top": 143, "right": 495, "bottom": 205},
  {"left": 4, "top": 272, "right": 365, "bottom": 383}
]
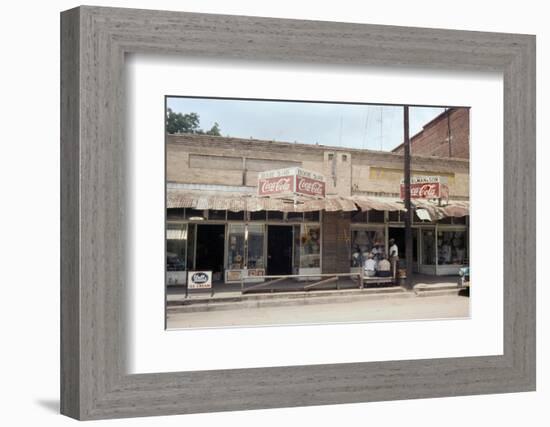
[
  {"left": 321, "top": 212, "right": 351, "bottom": 273},
  {"left": 393, "top": 108, "right": 470, "bottom": 159},
  {"left": 167, "top": 133, "right": 470, "bottom": 199}
]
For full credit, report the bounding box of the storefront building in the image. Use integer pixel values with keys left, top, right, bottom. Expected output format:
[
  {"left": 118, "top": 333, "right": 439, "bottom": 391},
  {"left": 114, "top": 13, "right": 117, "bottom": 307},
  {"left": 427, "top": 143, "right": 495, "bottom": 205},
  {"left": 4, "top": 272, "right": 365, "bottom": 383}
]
[{"left": 166, "top": 134, "right": 469, "bottom": 285}]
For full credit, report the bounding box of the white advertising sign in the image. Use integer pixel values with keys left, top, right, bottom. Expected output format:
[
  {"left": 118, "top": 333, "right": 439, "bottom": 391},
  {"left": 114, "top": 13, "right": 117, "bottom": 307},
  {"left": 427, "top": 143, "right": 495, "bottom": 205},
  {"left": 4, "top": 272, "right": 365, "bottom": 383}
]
[{"left": 187, "top": 271, "right": 212, "bottom": 289}]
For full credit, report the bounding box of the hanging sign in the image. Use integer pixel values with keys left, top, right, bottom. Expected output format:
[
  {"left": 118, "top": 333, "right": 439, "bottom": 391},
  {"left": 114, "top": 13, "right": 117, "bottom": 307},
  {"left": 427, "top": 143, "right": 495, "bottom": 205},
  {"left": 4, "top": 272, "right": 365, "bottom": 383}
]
[{"left": 400, "top": 176, "right": 449, "bottom": 200}]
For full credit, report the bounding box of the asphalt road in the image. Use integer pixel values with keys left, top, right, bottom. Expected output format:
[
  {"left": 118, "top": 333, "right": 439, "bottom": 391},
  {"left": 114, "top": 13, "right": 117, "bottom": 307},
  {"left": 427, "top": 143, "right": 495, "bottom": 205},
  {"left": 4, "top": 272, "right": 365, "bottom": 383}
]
[{"left": 167, "top": 294, "right": 470, "bottom": 329}]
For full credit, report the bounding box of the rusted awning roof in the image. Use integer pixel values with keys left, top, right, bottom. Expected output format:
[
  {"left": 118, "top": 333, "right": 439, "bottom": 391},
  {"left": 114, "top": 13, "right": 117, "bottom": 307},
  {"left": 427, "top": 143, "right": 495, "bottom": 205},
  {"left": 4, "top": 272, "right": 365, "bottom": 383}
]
[
  {"left": 167, "top": 189, "right": 357, "bottom": 213},
  {"left": 350, "top": 195, "right": 405, "bottom": 212},
  {"left": 167, "top": 188, "right": 469, "bottom": 217},
  {"left": 413, "top": 199, "right": 469, "bottom": 219}
]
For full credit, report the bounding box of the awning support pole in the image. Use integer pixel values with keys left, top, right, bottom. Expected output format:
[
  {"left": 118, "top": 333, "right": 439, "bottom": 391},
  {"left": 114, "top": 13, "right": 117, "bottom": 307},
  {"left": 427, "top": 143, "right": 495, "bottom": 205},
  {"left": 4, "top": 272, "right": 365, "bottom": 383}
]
[{"left": 404, "top": 106, "right": 413, "bottom": 289}]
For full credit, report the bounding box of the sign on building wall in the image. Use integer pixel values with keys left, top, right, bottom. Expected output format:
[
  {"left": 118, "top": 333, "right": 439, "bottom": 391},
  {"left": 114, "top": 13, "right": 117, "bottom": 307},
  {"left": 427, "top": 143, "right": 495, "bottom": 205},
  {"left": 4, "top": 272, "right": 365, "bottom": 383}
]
[
  {"left": 400, "top": 176, "right": 449, "bottom": 200},
  {"left": 258, "top": 167, "right": 325, "bottom": 199},
  {"left": 187, "top": 271, "right": 212, "bottom": 289}
]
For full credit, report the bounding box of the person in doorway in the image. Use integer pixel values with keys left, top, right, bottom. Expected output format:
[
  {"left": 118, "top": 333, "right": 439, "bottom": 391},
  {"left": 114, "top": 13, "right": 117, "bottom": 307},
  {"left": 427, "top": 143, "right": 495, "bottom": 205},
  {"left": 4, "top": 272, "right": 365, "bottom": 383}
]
[
  {"left": 364, "top": 253, "right": 377, "bottom": 277},
  {"left": 376, "top": 256, "right": 392, "bottom": 277},
  {"left": 388, "top": 238, "right": 399, "bottom": 278}
]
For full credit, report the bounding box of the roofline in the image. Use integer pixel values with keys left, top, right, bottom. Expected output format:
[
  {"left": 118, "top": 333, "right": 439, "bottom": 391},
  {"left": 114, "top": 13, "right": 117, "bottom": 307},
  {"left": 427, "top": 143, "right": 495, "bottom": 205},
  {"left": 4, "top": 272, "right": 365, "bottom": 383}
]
[{"left": 166, "top": 133, "right": 470, "bottom": 165}]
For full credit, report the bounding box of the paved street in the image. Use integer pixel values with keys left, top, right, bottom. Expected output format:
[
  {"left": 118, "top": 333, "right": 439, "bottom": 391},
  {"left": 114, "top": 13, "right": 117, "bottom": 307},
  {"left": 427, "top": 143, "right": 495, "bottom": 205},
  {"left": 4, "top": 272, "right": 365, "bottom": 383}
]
[{"left": 167, "top": 293, "right": 469, "bottom": 329}]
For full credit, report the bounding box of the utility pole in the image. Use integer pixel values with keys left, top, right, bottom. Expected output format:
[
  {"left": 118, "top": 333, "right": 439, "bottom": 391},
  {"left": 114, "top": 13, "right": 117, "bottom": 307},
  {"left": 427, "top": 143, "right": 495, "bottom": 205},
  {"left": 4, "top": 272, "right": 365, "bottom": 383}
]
[{"left": 403, "top": 106, "right": 413, "bottom": 289}]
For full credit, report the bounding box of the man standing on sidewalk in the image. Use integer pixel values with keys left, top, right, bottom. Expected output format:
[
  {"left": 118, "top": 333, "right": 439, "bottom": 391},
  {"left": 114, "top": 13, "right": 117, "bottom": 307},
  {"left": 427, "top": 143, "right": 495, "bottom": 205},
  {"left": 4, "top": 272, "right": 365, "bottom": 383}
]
[{"left": 389, "top": 238, "right": 399, "bottom": 279}]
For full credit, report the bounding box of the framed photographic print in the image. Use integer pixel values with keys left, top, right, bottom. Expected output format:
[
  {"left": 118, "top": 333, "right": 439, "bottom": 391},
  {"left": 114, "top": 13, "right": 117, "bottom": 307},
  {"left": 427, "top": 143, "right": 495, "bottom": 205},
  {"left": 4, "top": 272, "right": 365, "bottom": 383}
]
[{"left": 60, "top": 5, "right": 535, "bottom": 420}]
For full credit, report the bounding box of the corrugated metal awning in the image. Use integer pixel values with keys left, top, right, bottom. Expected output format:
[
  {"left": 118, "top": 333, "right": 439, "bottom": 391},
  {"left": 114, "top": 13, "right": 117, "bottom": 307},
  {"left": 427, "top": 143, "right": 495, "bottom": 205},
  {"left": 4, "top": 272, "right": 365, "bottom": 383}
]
[
  {"left": 350, "top": 195, "right": 405, "bottom": 212},
  {"left": 167, "top": 188, "right": 469, "bottom": 217},
  {"left": 413, "top": 199, "right": 469, "bottom": 219},
  {"left": 167, "top": 189, "right": 358, "bottom": 213}
]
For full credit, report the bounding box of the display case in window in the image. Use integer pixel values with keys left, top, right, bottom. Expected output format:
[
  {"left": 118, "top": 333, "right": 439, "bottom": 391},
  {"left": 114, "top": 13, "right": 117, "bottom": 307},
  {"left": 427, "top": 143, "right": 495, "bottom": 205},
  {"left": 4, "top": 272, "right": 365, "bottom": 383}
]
[
  {"left": 437, "top": 229, "right": 468, "bottom": 274},
  {"left": 166, "top": 223, "right": 188, "bottom": 285},
  {"left": 227, "top": 224, "right": 245, "bottom": 267},
  {"left": 298, "top": 224, "right": 321, "bottom": 279},
  {"left": 246, "top": 224, "right": 266, "bottom": 283}
]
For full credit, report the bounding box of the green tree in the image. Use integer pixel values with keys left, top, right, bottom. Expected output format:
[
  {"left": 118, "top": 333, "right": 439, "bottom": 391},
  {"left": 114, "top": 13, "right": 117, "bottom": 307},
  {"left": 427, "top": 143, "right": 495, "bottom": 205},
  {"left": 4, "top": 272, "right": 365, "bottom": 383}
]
[{"left": 166, "top": 108, "right": 222, "bottom": 136}]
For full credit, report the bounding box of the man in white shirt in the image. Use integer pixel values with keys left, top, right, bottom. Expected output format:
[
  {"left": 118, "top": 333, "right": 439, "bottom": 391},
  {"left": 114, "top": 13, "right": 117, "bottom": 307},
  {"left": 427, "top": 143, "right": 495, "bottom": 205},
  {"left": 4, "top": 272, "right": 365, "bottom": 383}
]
[
  {"left": 364, "top": 253, "right": 377, "bottom": 277},
  {"left": 388, "top": 238, "right": 399, "bottom": 278},
  {"left": 376, "top": 256, "right": 392, "bottom": 277}
]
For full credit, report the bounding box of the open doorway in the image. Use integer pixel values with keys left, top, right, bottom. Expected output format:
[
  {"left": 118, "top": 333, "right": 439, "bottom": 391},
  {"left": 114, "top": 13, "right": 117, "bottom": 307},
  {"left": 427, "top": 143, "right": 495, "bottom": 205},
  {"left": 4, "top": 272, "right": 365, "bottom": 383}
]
[
  {"left": 195, "top": 224, "right": 225, "bottom": 279},
  {"left": 388, "top": 227, "right": 418, "bottom": 270},
  {"left": 267, "top": 225, "right": 293, "bottom": 275}
]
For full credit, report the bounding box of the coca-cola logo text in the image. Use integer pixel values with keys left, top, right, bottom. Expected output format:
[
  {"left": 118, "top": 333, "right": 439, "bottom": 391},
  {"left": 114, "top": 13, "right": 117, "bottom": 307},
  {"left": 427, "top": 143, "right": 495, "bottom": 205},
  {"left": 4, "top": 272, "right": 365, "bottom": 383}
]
[
  {"left": 260, "top": 177, "right": 292, "bottom": 194},
  {"left": 401, "top": 183, "right": 441, "bottom": 199},
  {"left": 297, "top": 177, "right": 325, "bottom": 196}
]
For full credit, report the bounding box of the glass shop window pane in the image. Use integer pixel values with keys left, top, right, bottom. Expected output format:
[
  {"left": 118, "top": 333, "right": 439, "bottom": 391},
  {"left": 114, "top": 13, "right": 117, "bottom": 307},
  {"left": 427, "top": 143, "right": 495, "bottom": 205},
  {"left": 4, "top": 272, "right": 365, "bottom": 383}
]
[
  {"left": 227, "top": 211, "right": 245, "bottom": 221},
  {"left": 422, "top": 229, "right": 436, "bottom": 265},
  {"left": 247, "top": 224, "right": 265, "bottom": 270},
  {"left": 267, "top": 211, "right": 284, "bottom": 221},
  {"left": 249, "top": 211, "right": 267, "bottom": 221},
  {"left": 304, "top": 211, "right": 320, "bottom": 222},
  {"left": 287, "top": 212, "right": 304, "bottom": 222},
  {"left": 166, "top": 208, "right": 185, "bottom": 220},
  {"left": 227, "top": 224, "right": 245, "bottom": 269},
  {"left": 368, "top": 210, "right": 385, "bottom": 223},
  {"left": 208, "top": 210, "right": 226, "bottom": 220},
  {"left": 166, "top": 223, "right": 188, "bottom": 285},
  {"left": 437, "top": 230, "right": 468, "bottom": 265},
  {"left": 299, "top": 225, "right": 321, "bottom": 268}
]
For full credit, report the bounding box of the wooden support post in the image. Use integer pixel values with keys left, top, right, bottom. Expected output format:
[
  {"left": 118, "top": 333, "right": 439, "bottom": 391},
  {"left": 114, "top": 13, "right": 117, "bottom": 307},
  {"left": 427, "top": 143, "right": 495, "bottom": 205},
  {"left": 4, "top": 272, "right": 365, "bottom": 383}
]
[{"left": 404, "top": 106, "right": 413, "bottom": 289}]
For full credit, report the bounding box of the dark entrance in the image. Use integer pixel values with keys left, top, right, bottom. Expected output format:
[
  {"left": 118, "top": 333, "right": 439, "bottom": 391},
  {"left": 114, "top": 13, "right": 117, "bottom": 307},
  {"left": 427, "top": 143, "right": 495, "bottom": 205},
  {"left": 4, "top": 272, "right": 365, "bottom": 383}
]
[
  {"left": 195, "top": 224, "right": 225, "bottom": 276},
  {"left": 267, "top": 225, "right": 293, "bottom": 275},
  {"left": 388, "top": 227, "right": 418, "bottom": 270}
]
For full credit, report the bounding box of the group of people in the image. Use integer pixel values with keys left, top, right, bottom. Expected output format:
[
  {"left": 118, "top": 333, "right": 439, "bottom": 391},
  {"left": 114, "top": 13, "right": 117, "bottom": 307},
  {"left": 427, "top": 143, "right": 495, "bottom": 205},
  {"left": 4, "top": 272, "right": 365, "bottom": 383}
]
[{"left": 363, "top": 238, "right": 399, "bottom": 278}]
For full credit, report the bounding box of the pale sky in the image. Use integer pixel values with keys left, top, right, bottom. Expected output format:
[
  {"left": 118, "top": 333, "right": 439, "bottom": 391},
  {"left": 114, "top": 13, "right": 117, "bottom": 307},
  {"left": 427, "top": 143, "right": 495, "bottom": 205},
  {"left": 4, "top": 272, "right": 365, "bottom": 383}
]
[{"left": 167, "top": 97, "right": 451, "bottom": 152}]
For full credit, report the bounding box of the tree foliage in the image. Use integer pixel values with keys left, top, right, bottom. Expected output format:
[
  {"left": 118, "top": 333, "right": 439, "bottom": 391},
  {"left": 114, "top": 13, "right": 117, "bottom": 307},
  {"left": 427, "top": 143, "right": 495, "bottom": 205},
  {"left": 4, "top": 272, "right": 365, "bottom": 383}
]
[{"left": 166, "top": 108, "right": 222, "bottom": 136}]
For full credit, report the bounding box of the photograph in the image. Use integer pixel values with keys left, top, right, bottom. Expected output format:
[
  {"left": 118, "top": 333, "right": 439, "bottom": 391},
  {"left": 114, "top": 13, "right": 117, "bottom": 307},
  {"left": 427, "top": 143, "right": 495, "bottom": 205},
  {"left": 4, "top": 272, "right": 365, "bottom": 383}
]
[{"left": 165, "top": 97, "right": 471, "bottom": 329}]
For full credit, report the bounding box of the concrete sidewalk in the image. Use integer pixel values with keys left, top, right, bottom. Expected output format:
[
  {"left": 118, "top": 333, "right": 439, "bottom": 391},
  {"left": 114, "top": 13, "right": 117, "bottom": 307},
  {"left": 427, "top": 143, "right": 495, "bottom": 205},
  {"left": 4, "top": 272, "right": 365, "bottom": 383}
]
[{"left": 167, "top": 274, "right": 466, "bottom": 314}]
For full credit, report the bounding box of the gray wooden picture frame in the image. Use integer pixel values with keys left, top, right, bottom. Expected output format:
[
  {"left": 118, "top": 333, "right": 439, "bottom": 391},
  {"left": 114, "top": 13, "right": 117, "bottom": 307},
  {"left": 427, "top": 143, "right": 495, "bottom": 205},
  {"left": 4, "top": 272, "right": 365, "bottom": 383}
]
[{"left": 60, "top": 5, "right": 536, "bottom": 421}]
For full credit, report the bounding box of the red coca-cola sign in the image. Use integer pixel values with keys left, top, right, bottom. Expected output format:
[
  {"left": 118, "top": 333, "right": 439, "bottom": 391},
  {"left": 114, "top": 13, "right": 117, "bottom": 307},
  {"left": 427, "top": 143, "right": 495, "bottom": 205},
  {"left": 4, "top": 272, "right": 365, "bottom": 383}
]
[
  {"left": 258, "top": 167, "right": 326, "bottom": 199},
  {"left": 258, "top": 176, "right": 294, "bottom": 196},
  {"left": 400, "top": 182, "right": 448, "bottom": 199},
  {"left": 296, "top": 176, "right": 325, "bottom": 197}
]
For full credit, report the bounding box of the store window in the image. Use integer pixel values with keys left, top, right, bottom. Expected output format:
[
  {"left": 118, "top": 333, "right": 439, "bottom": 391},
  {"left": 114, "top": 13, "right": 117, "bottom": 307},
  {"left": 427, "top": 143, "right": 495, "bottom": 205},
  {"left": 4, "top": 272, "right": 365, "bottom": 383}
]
[
  {"left": 299, "top": 225, "right": 321, "bottom": 268},
  {"left": 227, "top": 224, "right": 245, "bottom": 269},
  {"left": 227, "top": 211, "right": 245, "bottom": 221},
  {"left": 351, "top": 210, "right": 367, "bottom": 223},
  {"left": 350, "top": 228, "right": 386, "bottom": 267},
  {"left": 267, "top": 211, "right": 284, "bottom": 221},
  {"left": 421, "top": 229, "right": 436, "bottom": 265},
  {"left": 287, "top": 212, "right": 304, "bottom": 222},
  {"left": 250, "top": 211, "right": 267, "bottom": 221},
  {"left": 304, "top": 211, "right": 320, "bottom": 222},
  {"left": 247, "top": 224, "right": 265, "bottom": 269},
  {"left": 185, "top": 208, "right": 206, "bottom": 220},
  {"left": 167, "top": 208, "right": 185, "bottom": 220},
  {"left": 368, "top": 210, "right": 385, "bottom": 223},
  {"left": 388, "top": 210, "right": 400, "bottom": 222},
  {"left": 166, "top": 223, "right": 188, "bottom": 285},
  {"left": 208, "top": 210, "right": 226, "bottom": 220},
  {"left": 438, "top": 230, "right": 468, "bottom": 265},
  {"left": 293, "top": 225, "right": 301, "bottom": 273}
]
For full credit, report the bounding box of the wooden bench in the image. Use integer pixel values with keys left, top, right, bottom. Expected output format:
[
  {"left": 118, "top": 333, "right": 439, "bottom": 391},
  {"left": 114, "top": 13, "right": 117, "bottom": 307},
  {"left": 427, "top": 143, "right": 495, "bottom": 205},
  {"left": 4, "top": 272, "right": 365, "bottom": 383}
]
[{"left": 362, "top": 276, "right": 395, "bottom": 286}]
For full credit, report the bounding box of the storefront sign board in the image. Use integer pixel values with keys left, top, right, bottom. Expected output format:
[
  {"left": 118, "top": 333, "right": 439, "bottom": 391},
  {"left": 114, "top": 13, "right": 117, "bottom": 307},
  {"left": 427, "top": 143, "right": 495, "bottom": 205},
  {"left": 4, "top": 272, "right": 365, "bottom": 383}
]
[{"left": 187, "top": 271, "right": 212, "bottom": 289}]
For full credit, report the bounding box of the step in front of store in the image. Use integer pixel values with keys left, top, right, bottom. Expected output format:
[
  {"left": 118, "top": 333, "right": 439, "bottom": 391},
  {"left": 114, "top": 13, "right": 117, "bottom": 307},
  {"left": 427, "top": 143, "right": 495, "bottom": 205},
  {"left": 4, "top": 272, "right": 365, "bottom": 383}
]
[{"left": 167, "top": 287, "right": 413, "bottom": 313}]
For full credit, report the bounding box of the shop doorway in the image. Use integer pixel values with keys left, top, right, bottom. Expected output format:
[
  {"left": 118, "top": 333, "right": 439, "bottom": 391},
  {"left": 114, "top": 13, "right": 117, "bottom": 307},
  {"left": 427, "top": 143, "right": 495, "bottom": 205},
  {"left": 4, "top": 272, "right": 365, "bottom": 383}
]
[
  {"left": 195, "top": 224, "right": 225, "bottom": 278},
  {"left": 267, "top": 225, "right": 293, "bottom": 276},
  {"left": 388, "top": 227, "right": 418, "bottom": 269}
]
